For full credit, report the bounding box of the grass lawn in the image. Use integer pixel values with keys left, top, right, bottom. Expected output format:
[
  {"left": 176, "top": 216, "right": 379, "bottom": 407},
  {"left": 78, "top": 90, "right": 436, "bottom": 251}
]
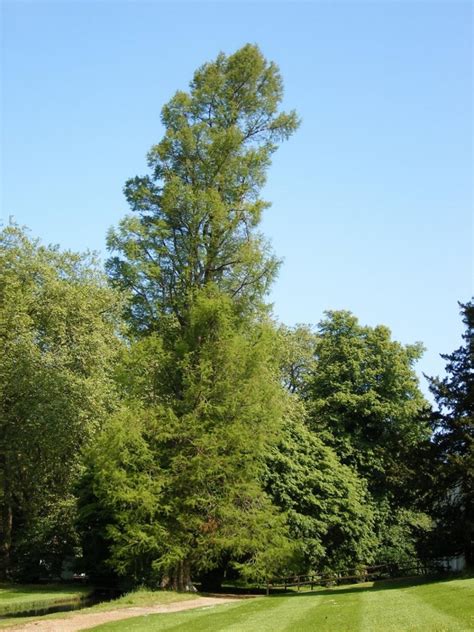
[
  {"left": 89, "top": 576, "right": 474, "bottom": 632},
  {"left": 89, "top": 589, "right": 196, "bottom": 610},
  {"left": 0, "top": 587, "right": 197, "bottom": 629},
  {"left": 0, "top": 583, "right": 92, "bottom": 617}
]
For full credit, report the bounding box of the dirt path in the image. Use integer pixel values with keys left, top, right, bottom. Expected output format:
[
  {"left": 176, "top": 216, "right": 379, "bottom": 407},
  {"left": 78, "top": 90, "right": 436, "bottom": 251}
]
[{"left": 3, "top": 596, "right": 240, "bottom": 632}]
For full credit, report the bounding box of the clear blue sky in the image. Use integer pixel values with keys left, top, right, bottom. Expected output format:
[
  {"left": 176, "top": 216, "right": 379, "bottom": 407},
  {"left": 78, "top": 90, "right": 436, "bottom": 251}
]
[{"left": 1, "top": 1, "right": 472, "bottom": 396}]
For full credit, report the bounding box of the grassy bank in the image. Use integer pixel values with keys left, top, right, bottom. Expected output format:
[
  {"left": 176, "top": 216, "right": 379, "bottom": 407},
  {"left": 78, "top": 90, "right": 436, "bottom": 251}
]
[
  {"left": 89, "top": 576, "right": 474, "bottom": 632},
  {"left": 0, "top": 587, "right": 197, "bottom": 629},
  {"left": 0, "top": 583, "right": 92, "bottom": 617}
]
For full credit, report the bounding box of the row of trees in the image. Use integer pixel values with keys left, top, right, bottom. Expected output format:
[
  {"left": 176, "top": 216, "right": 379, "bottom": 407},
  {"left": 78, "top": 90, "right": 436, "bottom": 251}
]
[{"left": 1, "top": 44, "right": 472, "bottom": 587}]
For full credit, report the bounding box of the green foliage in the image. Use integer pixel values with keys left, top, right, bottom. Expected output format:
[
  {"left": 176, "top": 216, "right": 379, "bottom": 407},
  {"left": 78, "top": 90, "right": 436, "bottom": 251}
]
[
  {"left": 427, "top": 300, "right": 474, "bottom": 564},
  {"left": 77, "top": 45, "right": 301, "bottom": 588},
  {"left": 0, "top": 225, "right": 120, "bottom": 579},
  {"left": 106, "top": 44, "right": 299, "bottom": 331},
  {"left": 287, "top": 312, "right": 433, "bottom": 565},
  {"left": 13, "top": 495, "right": 81, "bottom": 581},
  {"left": 79, "top": 408, "right": 166, "bottom": 586},
  {"left": 372, "top": 503, "right": 433, "bottom": 566},
  {"left": 3, "top": 46, "right": 450, "bottom": 587},
  {"left": 81, "top": 290, "right": 295, "bottom": 585},
  {"left": 264, "top": 413, "right": 376, "bottom": 572},
  {"left": 278, "top": 324, "right": 317, "bottom": 395},
  {"left": 306, "top": 311, "right": 430, "bottom": 497}
]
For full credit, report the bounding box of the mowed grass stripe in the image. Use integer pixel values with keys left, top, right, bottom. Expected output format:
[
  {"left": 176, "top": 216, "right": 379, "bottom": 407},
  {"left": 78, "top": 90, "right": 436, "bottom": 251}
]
[
  {"left": 157, "top": 599, "right": 283, "bottom": 632},
  {"left": 223, "top": 592, "right": 338, "bottom": 632},
  {"left": 220, "top": 594, "right": 303, "bottom": 632},
  {"left": 90, "top": 593, "right": 348, "bottom": 632},
  {"left": 88, "top": 601, "right": 242, "bottom": 631},
  {"left": 359, "top": 583, "right": 467, "bottom": 632},
  {"left": 88, "top": 577, "right": 474, "bottom": 631},
  {"left": 282, "top": 590, "right": 364, "bottom": 632},
  {"left": 406, "top": 577, "right": 474, "bottom": 630},
  {"left": 89, "top": 596, "right": 317, "bottom": 632}
]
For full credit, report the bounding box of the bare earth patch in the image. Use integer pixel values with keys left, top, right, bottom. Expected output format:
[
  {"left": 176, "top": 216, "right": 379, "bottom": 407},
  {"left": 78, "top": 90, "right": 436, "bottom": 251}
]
[{"left": 2, "top": 596, "right": 240, "bottom": 632}]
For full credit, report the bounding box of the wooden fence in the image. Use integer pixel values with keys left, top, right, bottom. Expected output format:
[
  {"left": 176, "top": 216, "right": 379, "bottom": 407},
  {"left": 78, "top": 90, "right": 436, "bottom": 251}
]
[{"left": 263, "top": 560, "right": 450, "bottom": 595}]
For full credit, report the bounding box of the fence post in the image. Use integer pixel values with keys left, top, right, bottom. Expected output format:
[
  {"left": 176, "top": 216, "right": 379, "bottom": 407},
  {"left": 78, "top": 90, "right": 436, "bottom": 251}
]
[
  {"left": 266, "top": 580, "right": 270, "bottom": 596},
  {"left": 297, "top": 576, "right": 300, "bottom": 591}
]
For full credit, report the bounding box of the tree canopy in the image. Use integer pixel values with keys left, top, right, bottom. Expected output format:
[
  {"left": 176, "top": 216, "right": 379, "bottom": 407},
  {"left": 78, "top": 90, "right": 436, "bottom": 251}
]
[
  {"left": 282, "top": 312, "right": 433, "bottom": 566},
  {"left": 427, "top": 301, "right": 474, "bottom": 564},
  {"left": 306, "top": 310, "right": 430, "bottom": 498},
  {"left": 0, "top": 225, "right": 119, "bottom": 579},
  {"left": 80, "top": 44, "right": 300, "bottom": 590},
  {"left": 1, "top": 45, "right": 464, "bottom": 588},
  {"left": 107, "top": 44, "right": 299, "bottom": 332}
]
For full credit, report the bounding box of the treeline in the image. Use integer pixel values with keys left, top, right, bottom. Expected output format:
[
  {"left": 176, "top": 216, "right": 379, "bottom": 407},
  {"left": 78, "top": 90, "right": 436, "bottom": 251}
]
[{"left": 0, "top": 45, "right": 472, "bottom": 589}]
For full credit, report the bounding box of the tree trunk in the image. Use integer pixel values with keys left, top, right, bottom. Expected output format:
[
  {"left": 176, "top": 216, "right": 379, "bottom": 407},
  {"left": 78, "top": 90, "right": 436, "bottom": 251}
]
[
  {"left": 0, "top": 500, "right": 13, "bottom": 580},
  {"left": 182, "top": 559, "right": 194, "bottom": 591},
  {"left": 165, "top": 560, "right": 195, "bottom": 592}
]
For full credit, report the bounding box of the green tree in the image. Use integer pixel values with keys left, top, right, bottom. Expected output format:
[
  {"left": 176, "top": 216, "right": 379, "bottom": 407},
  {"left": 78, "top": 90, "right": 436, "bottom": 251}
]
[
  {"left": 278, "top": 324, "right": 317, "bottom": 395},
  {"left": 303, "top": 311, "right": 432, "bottom": 564},
  {"left": 427, "top": 300, "right": 474, "bottom": 564},
  {"left": 82, "top": 45, "right": 299, "bottom": 589},
  {"left": 82, "top": 291, "right": 294, "bottom": 588},
  {"left": 263, "top": 325, "right": 377, "bottom": 572},
  {"left": 78, "top": 407, "right": 167, "bottom": 588},
  {"left": 263, "top": 413, "right": 376, "bottom": 573},
  {"left": 107, "top": 43, "right": 298, "bottom": 332},
  {"left": 307, "top": 311, "right": 430, "bottom": 496},
  {"left": 0, "top": 226, "right": 119, "bottom": 579}
]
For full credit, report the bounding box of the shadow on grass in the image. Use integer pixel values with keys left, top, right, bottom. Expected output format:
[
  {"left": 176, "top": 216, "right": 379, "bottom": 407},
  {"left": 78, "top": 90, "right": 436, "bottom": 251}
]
[{"left": 268, "top": 574, "right": 463, "bottom": 598}]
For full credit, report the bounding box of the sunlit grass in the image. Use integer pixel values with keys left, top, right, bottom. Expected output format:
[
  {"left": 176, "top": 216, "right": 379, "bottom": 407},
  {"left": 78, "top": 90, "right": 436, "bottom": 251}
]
[
  {"left": 89, "top": 576, "right": 474, "bottom": 632},
  {"left": 0, "top": 582, "right": 92, "bottom": 617},
  {"left": 0, "top": 586, "right": 197, "bottom": 629}
]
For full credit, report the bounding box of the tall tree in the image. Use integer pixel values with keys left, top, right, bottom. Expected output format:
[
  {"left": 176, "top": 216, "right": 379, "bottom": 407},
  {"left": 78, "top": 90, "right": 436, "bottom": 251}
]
[
  {"left": 306, "top": 311, "right": 430, "bottom": 494},
  {"left": 83, "top": 45, "right": 299, "bottom": 589},
  {"left": 82, "top": 293, "right": 294, "bottom": 588},
  {"left": 265, "top": 325, "right": 377, "bottom": 572},
  {"left": 107, "top": 43, "right": 298, "bottom": 332},
  {"left": 0, "top": 226, "right": 119, "bottom": 579},
  {"left": 427, "top": 300, "right": 474, "bottom": 564},
  {"left": 303, "top": 311, "right": 432, "bottom": 564}
]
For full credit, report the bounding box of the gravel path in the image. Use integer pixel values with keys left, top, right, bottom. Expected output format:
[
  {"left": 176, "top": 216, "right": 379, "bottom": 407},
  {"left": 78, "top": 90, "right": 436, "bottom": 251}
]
[{"left": 3, "top": 596, "right": 240, "bottom": 632}]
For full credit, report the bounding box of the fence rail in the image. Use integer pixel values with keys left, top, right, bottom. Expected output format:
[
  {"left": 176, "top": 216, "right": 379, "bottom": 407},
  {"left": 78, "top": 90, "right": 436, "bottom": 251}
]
[{"left": 263, "top": 560, "right": 452, "bottom": 595}]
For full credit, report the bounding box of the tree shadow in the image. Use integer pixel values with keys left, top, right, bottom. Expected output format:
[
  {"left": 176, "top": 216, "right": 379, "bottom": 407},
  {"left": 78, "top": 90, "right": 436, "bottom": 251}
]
[{"left": 269, "top": 574, "right": 461, "bottom": 598}]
